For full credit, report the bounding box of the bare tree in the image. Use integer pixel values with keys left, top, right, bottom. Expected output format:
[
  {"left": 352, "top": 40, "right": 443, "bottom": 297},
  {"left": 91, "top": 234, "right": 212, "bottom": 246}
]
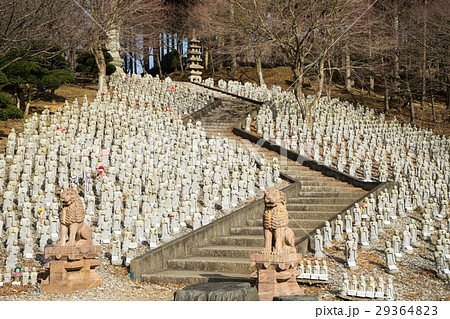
[
  {"left": 0, "top": 0, "right": 79, "bottom": 71},
  {"left": 73, "top": 0, "right": 163, "bottom": 91}
]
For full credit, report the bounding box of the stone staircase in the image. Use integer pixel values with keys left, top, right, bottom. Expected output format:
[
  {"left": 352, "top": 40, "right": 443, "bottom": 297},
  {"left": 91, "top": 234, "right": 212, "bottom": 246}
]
[{"left": 138, "top": 95, "right": 368, "bottom": 285}]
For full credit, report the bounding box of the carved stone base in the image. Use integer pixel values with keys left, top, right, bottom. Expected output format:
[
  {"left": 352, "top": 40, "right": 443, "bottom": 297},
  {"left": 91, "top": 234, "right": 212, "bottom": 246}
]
[
  {"left": 250, "top": 252, "right": 302, "bottom": 270},
  {"left": 251, "top": 268, "right": 303, "bottom": 301},
  {"left": 41, "top": 245, "right": 102, "bottom": 294},
  {"left": 250, "top": 253, "right": 303, "bottom": 301}
]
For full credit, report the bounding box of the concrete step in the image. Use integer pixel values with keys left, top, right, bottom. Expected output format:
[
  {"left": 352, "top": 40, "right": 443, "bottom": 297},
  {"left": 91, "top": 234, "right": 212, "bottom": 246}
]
[
  {"left": 281, "top": 175, "right": 327, "bottom": 182},
  {"left": 246, "top": 219, "right": 325, "bottom": 228},
  {"left": 192, "top": 245, "right": 262, "bottom": 258},
  {"left": 286, "top": 203, "right": 347, "bottom": 211},
  {"left": 166, "top": 256, "right": 252, "bottom": 273},
  {"left": 296, "top": 185, "right": 360, "bottom": 192},
  {"left": 287, "top": 197, "right": 361, "bottom": 204},
  {"left": 135, "top": 92, "right": 370, "bottom": 285},
  {"left": 141, "top": 269, "right": 253, "bottom": 285},
  {"left": 211, "top": 235, "right": 264, "bottom": 247},
  {"left": 230, "top": 226, "right": 314, "bottom": 237},
  {"left": 211, "top": 234, "right": 310, "bottom": 247},
  {"left": 297, "top": 191, "right": 364, "bottom": 198},
  {"left": 286, "top": 211, "right": 340, "bottom": 219},
  {"left": 295, "top": 180, "right": 354, "bottom": 187}
]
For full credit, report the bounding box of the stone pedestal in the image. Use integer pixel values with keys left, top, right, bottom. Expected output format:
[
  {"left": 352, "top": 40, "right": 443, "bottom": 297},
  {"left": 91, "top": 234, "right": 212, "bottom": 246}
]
[
  {"left": 174, "top": 282, "right": 259, "bottom": 301},
  {"left": 41, "top": 245, "right": 102, "bottom": 294},
  {"left": 250, "top": 253, "right": 303, "bottom": 301}
]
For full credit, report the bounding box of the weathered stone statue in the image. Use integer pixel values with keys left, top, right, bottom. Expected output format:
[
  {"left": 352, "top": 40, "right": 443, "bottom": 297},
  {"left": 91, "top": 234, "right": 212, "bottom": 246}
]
[
  {"left": 261, "top": 188, "right": 296, "bottom": 255},
  {"left": 250, "top": 188, "right": 303, "bottom": 301},
  {"left": 57, "top": 188, "right": 92, "bottom": 247},
  {"left": 40, "top": 188, "right": 102, "bottom": 294}
]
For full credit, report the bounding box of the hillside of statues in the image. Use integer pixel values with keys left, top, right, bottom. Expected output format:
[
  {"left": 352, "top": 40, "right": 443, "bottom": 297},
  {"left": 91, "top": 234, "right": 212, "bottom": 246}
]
[
  {"left": 0, "top": 73, "right": 448, "bottom": 300},
  {"left": 203, "top": 78, "right": 450, "bottom": 300},
  {"left": 0, "top": 74, "right": 287, "bottom": 296}
]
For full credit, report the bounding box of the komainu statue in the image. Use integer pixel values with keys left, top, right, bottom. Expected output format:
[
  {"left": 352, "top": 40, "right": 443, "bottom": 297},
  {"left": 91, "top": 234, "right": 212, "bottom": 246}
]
[
  {"left": 41, "top": 187, "right": 101, "bottom": 294},
  {"left": 262, "top": 188, "right": 296, "bottom": 255},
  {"left": 250, "top": 187, "right": 303, "bottom": 300},
  {"left": 58, "top": 188, "right": 92, "bottom": 247}
]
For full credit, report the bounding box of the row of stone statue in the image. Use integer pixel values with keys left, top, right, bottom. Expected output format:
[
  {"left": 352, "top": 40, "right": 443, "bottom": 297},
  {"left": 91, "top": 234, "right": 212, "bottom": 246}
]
[
  {"left": 0, "top": 267, "right": 39, "bottom": 287},
  {"left": 341, "top": 273, "right": 394, "bottom": 300}
]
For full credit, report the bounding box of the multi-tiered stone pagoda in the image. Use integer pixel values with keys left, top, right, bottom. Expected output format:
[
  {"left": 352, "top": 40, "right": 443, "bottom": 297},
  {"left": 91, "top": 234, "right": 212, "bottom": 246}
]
[{"left": 186, "top": 36, "right": 203, "bottom": 83}]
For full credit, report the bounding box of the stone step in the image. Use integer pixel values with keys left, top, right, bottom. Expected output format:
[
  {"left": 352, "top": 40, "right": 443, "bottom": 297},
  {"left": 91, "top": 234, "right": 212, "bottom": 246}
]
[
  {"left": 135, "top": 91, "right": 369, "bottom": 285},
  {"left": 282, "top": 173, "right": 332, "bottom": 180},
  {"left": 166, "top": 256, "right": 252, "bottom": 273},
  {"left": 286, "top": 211, "right": 340, "bottom": 219},
  {"left": 286, "top": 203, "right": 347, "bottom": 211},
  {"left": 211, "top": 234, "right": 309, "bottom": 247},
  {"left": 192, "top": 246, "right": 262, "bottom": 258},
  {"left": 295, "top": 185, "right": 360, "bottom": 192},
  {"left": 246, "top": 219, "right": 325, "bottom": 228},
  {"left": 211, "top": 235, "right": 264, "bottom": 247},
  {"left": 287, "top": 197, "right": 360, "bottom": 205},
  {"left": 230, "top": 226, "right": 314, "bottom": 237},
  {"left": 141, "top": 270, "right": 253, "bottom": 285},
  {"left": 297, "top": 191, "right": 363, "bottom": 198},
  {"left": 295, "top": 179, "right": 352, "bottom": 185},
  {"left": 282, "top": 175, "right": 327, "bottom": 182},
  {"left": 202, "top": 124, "right": 235, "bottom": 128}
]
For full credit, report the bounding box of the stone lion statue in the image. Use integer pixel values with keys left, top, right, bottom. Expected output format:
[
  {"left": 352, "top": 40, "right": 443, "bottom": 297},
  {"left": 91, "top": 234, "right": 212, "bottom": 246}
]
[
  {"left": 261, "top": 188, "right": 296, "bottom": 255},
  {"left": 58, "top": 188, "right": 92, "bottom": 247}
]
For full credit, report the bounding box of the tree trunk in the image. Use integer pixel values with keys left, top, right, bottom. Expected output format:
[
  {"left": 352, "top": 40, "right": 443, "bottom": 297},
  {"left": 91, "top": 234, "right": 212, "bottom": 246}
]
[
  {"left": 218, "top": 37, "right": 224, "bottom": 70},
  {"left": 17, "top": 86, "right": 26, "bottom": 110},
  {"left": 326, "top": 58, "right": 333, "bottom": 99},
  {"left": 246, "top": 47, "right": 251, "bottom": 64},
  {"left": 447, "top": 82, "right": 450, "bottom": 110},
  {"left": 159, "top": 33, "right": 163, "bottom": 64},
  {"left": 293, "top": 65, "right": 310, "bottom": 127},
  {"left": 177, "top": 35, "right": 184, "bottom": 74},
  {"left": 406, "top": 81, "right": 415, "bottom": 125},
  {"left": 255, "top": 54, "right": 265, "bottom": 86},
  {"left": 69, "top": 49, "right": 76, "bottom": 72},
  {"left": 210, "top": 50, "right": 215, "bottom": 76},
  {"left": 430, "top": 91, "right": 436, "bottom": 122},
  {"left": 51, "top": 88, "right": 56, "bottom": 104},
  {"left": 143, "top": 30, "right": 150, "bottom": 73},
  {"left": 384, "top": 77, "right": 390, "bottom": 114},
  {"left": 421, "top": 0, "right": 427, "bottom": 109},
  {"left": 124, "top": 35, "right": 130, "bottom": 74},
  {"left": 317, "top": 58, "right": 325, "bottom": 100},
  {"left": 230, "top": 36, "right": 237, "bottom": 72},
  {"left": 345, "top": 48, "right": 351, "bottom": 92},
  {"left": 368, "top": 28, "right": 374, "bottom": 96},
  {"left": 26, "top": 84, "right": 32, "bottom": 104},
  {"left": 230, "top": 4, "right": 237, "bottom": 72},
  {"left": 133, "top": 49, "right": 137, "bottom": 74},
  {"left": 369, "top": 78, "right": 374, "bottom": 95},
  {"left": 204, "top": 48, "right": 209, "bottom": 70},
  {"left": 23, "top": 102, "right": 30, "bottom": 119},
  {"left": 154, "top": 36, "right": 163, "bottom": 77},
  {"left": 393, "top": 4, "right": 400, "bottom": 93},
  {"left": 91, "top": 42, "right": 107, "bottom": 93}
]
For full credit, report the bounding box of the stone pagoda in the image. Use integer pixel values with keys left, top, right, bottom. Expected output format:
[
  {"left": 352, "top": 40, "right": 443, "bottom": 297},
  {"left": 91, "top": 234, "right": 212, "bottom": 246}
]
[{"left": 186, "top": 36, "right": 203, "bottom": 83}]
